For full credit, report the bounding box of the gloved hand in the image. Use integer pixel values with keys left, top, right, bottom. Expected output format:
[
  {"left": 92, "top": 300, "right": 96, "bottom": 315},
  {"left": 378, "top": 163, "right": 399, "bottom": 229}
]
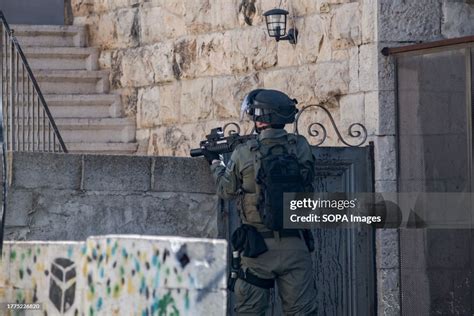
[{"left": 202, "top": 149, "right": 220, "bottom": 165}]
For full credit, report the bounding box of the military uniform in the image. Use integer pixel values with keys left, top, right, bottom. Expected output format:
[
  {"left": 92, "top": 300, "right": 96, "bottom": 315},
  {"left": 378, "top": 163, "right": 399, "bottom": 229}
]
[{"left": 211, "top": 128, "right": 317, "bottom": 315}]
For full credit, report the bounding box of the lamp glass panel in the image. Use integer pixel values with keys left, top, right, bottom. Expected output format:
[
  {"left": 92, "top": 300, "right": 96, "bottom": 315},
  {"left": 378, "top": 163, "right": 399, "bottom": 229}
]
[
  {"left": 266, "top": 13, "right": 286, "bottom": 37},
  {"left": 268, "top": 13, "right": 285, "bottom": 23}
]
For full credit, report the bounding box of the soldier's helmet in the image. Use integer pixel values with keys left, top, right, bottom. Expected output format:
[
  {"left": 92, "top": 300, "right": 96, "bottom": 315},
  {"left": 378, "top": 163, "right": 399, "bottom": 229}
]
[{"left": 240, "top": 89, "right": 298, "bottom": 125}]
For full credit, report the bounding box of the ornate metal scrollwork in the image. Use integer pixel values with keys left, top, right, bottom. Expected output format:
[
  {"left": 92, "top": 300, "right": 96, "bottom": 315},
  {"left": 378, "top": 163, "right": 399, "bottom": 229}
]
[
  {"left": 301, "top": 122, "right": 327, "bottom": 147},
  {"left": 222, "top": 104, "right": 367, "bottom": 147},
  {"left": 293, "top": 104, "right": 367, "bottom": 147},
  {"left": 222, "top": 122, "right": 241, "bottom": 135}
]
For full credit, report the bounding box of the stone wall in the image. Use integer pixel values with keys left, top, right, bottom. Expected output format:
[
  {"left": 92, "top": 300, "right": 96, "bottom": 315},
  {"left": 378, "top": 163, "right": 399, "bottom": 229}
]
[
  {"left": 71, "top": 0, "right": 376, "bottom": 155},
  {"left": 377, "top": 0, "right": 474, "bottom": 192},
  {"left": 0, "top": 235, "right": 227, "bottom": 315},
  {"left": 4, "top": 152, "right": 218, "bottom": 241},
  {"left": 67, "top": 1, "right": 474, "bottom": 315}
]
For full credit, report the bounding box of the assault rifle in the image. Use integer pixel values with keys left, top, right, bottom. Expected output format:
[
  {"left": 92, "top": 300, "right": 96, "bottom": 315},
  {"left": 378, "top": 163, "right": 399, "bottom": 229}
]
[{"left": 190, "top": 127, "right": 256, "bottom": 157}]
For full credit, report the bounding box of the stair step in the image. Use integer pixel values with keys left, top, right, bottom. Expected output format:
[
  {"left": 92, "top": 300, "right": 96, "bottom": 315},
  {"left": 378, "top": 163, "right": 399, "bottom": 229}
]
[
  {"left": 12, "top": 24, "right": 87, "bottom": 47},
  {"left": 9, "top": 118, "right": 135, "bottom": 143},
  {"left": 66, "top": 142, "right": 139, "bottom": 154},
  {"left": 19, "top": 47, "right": 99, "bottom": 71},
  {"left": 31, "top": 70, "right": 110, "bottom": 94},
  {"left": 7, "top": 94, "right": 121, "bottom": 118},
  {"left": 57, "top": 118, "right": 136, "bottom": 143},
  {"left": 55, "top": 117, "right": 134, "bottom": 128},
  {"left": 43, "top": 94, "right": 122, "bottom": 118}
]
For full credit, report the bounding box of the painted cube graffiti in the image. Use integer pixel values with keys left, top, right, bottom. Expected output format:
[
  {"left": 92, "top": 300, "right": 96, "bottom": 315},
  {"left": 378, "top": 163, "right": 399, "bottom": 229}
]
[{"left": 49, "top": 258, "right": 76, "bottom": 313}]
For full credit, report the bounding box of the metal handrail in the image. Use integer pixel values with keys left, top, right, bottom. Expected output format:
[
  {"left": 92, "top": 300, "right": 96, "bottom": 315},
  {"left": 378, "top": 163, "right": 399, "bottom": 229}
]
[{"left": 0, "top": 11, "right": 67, "bottom": 153}]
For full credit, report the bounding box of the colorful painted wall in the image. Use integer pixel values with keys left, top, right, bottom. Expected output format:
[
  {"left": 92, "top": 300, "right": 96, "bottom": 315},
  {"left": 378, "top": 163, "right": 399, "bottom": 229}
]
[{"left": 0, "top": 235, "right": 227, "bottom": 315}]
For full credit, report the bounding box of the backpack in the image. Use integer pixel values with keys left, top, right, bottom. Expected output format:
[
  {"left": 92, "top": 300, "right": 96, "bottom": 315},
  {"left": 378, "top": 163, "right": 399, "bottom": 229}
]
[{"left": 251, "top": 135, "right": 305, "bottom": 231}]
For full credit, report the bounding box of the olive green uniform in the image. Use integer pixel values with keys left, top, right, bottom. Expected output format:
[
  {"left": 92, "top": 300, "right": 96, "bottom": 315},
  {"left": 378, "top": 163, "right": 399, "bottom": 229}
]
[{"left": 211, "top": 128, "right": 317, "bottom": 315}]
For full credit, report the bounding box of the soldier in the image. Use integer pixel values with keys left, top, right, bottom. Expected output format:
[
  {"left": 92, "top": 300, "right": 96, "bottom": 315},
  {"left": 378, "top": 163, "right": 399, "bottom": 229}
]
[{"left": 203, "top": 89, "right": 317, "bottom": 315}]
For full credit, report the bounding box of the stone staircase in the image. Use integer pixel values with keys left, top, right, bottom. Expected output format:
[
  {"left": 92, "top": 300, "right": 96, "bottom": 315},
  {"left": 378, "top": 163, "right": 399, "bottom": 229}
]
[{"left": 12, "top": 24, "right": 138, "bottom": 154}]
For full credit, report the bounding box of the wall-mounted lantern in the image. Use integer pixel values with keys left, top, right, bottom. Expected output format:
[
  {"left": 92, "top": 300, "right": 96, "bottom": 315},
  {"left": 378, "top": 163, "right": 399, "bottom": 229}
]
[{"left": 263, "top": 8, "right": 298, "bottom": 44}]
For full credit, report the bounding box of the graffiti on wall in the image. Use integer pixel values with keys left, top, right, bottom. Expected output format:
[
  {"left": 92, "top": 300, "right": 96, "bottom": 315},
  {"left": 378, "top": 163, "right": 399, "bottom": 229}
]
[
  {"left": 50, "top": 258, "right": 76, "bottom": 313},
  {"left": 0, "top": 236, "right": 227, "bottom": 316}
]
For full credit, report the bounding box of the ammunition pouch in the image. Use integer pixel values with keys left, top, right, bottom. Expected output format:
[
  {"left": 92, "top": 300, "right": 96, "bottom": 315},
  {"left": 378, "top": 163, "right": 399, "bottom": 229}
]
[{"left": 231, "top": 224, "right": 268, "bottom": 258}]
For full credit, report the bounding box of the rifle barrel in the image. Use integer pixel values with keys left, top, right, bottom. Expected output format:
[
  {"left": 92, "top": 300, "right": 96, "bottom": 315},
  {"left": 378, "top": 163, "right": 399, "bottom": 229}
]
[{"left": 190, "top": 148, "right": 203, "bottom": 157}]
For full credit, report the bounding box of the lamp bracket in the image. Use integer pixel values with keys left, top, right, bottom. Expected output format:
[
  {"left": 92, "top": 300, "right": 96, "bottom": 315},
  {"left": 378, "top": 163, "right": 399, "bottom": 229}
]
[{"left": 276, "top": 28, "right": 298, "bottom": 44}]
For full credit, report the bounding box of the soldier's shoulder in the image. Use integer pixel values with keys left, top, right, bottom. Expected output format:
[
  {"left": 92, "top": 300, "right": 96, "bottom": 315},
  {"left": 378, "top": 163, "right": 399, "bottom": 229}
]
[
  {"left": 291, "top": 133, "right": 311, "bottom": 145},
  {"left": 292, "top": 134, "right": 313, "bottom": 153},
  {"left": 234, "top": 142, "right": 251, "bottom": 152},
  {"left": 231, "top": 142, "right": 253, "bottom": 159}
]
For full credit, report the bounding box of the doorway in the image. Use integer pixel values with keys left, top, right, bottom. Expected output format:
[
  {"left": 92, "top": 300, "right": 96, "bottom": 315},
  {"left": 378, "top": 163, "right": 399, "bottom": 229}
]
[{"left": 395, "top": 40, "right": 474, "bottom": 315}]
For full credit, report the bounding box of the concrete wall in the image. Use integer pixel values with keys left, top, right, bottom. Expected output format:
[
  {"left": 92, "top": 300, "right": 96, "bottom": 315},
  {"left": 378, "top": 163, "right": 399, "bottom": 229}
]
[
  {"left": 71, "top": 0, "right": 377, "bottom": 155},
  {"left": 4, "top": 152, "right": 218, "bottom": 241},
  {"left": 0, "top": 235, "right": 227, "bottom": 315}
]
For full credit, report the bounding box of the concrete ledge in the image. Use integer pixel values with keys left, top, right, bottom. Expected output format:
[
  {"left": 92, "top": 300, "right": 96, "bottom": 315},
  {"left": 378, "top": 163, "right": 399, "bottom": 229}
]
[
  {"left": 12, "top": 152, "right": 82, "bottom": 190},
  {"left": 9, "top": 152, "right": 215, "bottom": 194},
  {"left": 6, "top": 153, "right": 219, "bottom": 241},
  {"left": 153, "top": 157, "right": 215, "bottom": 194},
  {"left": 6, "top": 189, "right": 218, "bottom": 240},
  {"left": 83, "top": 155, "right": 152, "bottom": 191}
]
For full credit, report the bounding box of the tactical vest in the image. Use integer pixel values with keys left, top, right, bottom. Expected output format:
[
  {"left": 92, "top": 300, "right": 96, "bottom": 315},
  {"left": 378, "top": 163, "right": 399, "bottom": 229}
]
[{"left": 243, "top": 134, "right": 305, "bottom": 231}]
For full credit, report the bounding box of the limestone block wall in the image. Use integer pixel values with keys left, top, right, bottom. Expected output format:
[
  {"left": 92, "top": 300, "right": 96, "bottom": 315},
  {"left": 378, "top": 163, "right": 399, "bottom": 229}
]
[
  {"left": 4, "top": 152, "right": 218, "bottom": 241},
  {"left": 0, "top": 235, "right": 227, "bottom": 315},
  {"left": 66, "top": 1, "right": 474, "bottom": 314},
  {"left": 70, "top": 0, "right": 377, "bottom": 155}
]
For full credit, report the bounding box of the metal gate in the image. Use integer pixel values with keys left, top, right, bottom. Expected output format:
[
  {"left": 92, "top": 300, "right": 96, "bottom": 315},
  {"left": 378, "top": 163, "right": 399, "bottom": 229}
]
[
  {"left": 219, "top": 104, "right": 376, "bottom": 315},
  {"left": 312, "top": 145, "right": 375, "bottom": 315}
]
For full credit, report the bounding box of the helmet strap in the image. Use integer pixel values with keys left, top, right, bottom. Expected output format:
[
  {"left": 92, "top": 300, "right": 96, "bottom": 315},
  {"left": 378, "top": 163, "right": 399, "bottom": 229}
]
[
  {"left": 254, "top": 121, "right": 261, "bottom": 134},
  {"left": 254, "top": 121, "right": 272, "bottom": 134}
]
